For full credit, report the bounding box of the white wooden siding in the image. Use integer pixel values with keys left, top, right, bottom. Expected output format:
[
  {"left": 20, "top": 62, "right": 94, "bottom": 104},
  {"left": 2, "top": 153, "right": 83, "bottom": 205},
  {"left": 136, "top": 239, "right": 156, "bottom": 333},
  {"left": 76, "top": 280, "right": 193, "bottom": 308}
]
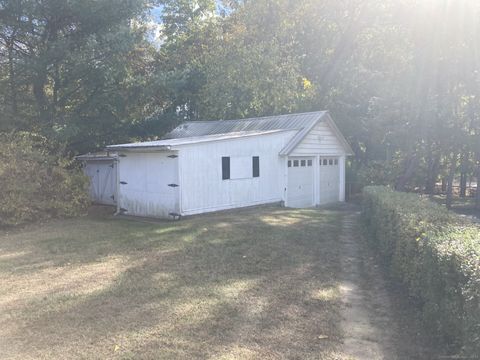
[
  {"left": 178, "top": 131, "right": 297, "bottom": 215},
  {"left": 290, "top": 121, "right": 345, "bottom": 156},
  {"left": 118, "top": 152, "right": 179, "bottom": 217}
]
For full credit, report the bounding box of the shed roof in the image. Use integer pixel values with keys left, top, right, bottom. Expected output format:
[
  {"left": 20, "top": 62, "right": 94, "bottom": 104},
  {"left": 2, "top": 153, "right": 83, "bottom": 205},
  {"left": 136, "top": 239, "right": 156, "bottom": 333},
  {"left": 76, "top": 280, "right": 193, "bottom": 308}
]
[
  {"left": 106, "top": 129, "right": 292, "bottom": 150},
  {"left": 105, "top": 111, "right": 353, "bottom": 155},
  {"left": 165, "top": 111, "right": 326, "bottom": 139}
]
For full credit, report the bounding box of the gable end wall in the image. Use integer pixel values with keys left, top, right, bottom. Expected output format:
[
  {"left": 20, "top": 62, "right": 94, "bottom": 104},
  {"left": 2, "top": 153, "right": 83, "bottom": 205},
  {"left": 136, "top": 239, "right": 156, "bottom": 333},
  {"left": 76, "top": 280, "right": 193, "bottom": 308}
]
[{"left": 290, "top": 121, "right": 345, "bottom": 156}]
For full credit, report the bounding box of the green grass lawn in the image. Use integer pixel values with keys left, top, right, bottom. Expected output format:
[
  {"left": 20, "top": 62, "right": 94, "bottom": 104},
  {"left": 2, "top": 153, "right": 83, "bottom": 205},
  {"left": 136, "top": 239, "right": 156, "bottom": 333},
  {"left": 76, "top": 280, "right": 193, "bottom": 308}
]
[{"left": 0, "top": 206, "right": 347, "bottom": 359}]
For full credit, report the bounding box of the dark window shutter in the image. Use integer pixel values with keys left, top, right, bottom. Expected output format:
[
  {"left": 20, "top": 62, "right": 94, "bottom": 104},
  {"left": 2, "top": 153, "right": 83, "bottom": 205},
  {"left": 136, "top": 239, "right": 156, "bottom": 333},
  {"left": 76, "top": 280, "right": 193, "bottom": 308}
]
[
  {"left": 252, "top": 156, "right": 260, "bottom": 178},
  {"left": 222, "top": 157, "right": 230, "bottom": 180}
]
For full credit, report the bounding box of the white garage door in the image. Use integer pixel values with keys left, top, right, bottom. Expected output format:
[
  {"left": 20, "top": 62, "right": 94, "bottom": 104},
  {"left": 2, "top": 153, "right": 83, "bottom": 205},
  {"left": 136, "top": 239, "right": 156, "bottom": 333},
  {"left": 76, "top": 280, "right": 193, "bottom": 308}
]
[
  {"left": 287, "top": 157, "right": 314, "bottom": 208},
  {"left": 319, "top": 157, "right": 340, "bottom": 205}
]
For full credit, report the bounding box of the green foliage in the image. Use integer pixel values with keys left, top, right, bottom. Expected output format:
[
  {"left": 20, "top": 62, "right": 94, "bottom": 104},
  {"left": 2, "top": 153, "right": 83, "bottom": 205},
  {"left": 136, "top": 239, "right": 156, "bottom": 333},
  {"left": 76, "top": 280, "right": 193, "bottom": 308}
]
[
  {"left": 0, "top": 132, "right": 90, "bottom": 226},
  {"left": 354, "top": 161, "right": 399, "bottom": 187},
  {"left": 0, "top": 0, "right": 161, "bottom": 153},
  {"left": 362, "top": 186, "right": 480, "bottom": 355},
  {"left": 160, "top": 0, "right": 217, "bottom": 41},
  {"left": 1, "top": 0, "right": 480, "bottom": 195},
  {"left": 159, "top": 0, "right": 480, "bottom": 193}
]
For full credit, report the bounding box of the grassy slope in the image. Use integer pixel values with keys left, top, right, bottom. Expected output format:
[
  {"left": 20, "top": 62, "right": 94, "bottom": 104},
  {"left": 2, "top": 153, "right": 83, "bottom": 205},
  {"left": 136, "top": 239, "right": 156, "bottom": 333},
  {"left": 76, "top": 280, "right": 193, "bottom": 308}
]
[{"left": 0, "top": 206, "right": 346, "bottom": 360}]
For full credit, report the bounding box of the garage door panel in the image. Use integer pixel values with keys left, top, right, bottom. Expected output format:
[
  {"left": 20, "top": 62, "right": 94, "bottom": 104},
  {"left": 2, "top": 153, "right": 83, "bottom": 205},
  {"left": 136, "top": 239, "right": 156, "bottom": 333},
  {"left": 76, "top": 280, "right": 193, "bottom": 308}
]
[
  {"left": 287, "top": 157, "right": 314, "bottom": 208},
  {"left": 319, "top": 157, "right": 339, "bottom": 205}
]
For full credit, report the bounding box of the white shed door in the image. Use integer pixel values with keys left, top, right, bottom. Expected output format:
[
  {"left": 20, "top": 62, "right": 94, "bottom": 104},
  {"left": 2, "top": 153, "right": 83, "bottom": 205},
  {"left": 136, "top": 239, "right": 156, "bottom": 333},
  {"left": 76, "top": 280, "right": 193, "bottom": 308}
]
[
  {"left": 85, "top": 161, "right": 117, "bottom": 205},
  {"left": 287, "top": 157, "right": 314, "bottom": 208},
  {"left": 319, "top": 157, "right": 340, "bottom": 205},
  {"left": 118, "top": 152, "right": 180, "bottom": 218}
]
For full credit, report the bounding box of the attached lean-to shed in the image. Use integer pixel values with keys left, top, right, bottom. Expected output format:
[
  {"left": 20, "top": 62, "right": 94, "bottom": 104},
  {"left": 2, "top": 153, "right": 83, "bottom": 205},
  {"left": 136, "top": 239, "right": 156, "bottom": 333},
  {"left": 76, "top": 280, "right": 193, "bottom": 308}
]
[
  {"left": 102, "top": 111, "right": 353, "bottom": 219},
  {"left": 76, "top": 153, "right": 118, "bottom": 206}
]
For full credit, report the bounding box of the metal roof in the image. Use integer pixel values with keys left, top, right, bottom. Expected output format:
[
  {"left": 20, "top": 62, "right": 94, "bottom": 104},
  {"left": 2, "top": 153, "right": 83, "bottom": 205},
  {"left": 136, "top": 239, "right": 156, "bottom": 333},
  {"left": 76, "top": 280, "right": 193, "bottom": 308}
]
[
  {"left": 104, "top": 111, "right": 353, "bottom": 155},
  {"left": 165, "top": 111, "right": 327, "bottom": 138},
  {"left": 106, "top": 129, "right": 294, "bottom": 150}
]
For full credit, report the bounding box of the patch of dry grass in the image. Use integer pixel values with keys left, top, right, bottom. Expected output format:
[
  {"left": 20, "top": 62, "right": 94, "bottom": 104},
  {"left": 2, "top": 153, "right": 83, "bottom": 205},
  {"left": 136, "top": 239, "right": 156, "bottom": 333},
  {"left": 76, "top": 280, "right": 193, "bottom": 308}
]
[{"left": 0, "top": 206, "right": 346, "bottom": 359}]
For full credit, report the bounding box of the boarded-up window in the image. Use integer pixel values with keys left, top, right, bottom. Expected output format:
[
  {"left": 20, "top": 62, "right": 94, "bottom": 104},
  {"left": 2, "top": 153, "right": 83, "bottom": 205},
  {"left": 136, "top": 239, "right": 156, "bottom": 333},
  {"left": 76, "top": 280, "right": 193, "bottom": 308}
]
[
  {"left": 230, "top": 156, "right": 252, "bottom": 179},
  {"left": 222, "top": 157, "right": 230, "bottom": 180},
  {"left": 253, "top": 157, "right": 260, "bottom": 177}
]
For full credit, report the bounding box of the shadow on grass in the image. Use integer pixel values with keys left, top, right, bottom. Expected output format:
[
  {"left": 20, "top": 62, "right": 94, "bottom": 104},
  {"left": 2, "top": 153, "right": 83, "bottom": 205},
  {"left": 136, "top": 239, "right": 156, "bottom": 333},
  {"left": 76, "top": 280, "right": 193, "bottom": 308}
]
[{"left": 0, "top": 206, "right": 346, "bottom": 359}]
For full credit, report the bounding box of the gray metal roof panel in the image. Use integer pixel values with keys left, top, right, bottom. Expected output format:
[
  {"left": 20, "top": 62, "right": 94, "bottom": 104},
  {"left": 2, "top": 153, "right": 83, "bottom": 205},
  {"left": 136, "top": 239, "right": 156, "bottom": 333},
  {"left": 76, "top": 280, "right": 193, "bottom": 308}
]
[
  {"left": 165, "top": 111, "right": 327, "bottom": 139},
  {"left": 106, "top": 129, "right": 294, "bottom": 150},
  {"left": 104, "top": 111, "right": 354, "bottom": 156}
]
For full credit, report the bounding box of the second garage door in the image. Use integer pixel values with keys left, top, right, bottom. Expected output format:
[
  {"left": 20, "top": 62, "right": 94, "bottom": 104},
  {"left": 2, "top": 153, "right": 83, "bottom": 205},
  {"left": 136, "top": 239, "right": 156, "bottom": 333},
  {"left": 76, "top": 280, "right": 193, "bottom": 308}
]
[
  {"left": 319, "top": 157, "right": 340, "bottom": 205},
  {"left": 287, "top": 157, "right": 314, "bottom": 208}
]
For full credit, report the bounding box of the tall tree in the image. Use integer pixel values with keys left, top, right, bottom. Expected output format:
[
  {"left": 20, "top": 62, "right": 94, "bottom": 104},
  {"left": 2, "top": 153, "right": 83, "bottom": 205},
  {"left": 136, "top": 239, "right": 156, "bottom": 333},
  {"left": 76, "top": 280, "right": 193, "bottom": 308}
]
[{"left": 0, "top": 0, "right": 163, "bottom": 152}]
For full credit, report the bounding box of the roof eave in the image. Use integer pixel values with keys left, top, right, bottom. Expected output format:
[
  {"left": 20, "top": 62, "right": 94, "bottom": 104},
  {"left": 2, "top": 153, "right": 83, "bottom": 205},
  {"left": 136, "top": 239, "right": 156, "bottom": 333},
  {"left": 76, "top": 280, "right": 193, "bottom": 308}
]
[
  {"left": 75, "top": 156, "right": 116, "bottom": 161},
  {"left": 105, "top": 145, "right": 173, "bottom": 152}
]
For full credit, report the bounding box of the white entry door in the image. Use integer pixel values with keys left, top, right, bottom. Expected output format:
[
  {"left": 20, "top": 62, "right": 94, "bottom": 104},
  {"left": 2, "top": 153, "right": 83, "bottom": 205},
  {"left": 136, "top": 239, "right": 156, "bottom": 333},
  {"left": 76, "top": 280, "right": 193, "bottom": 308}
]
[
  {"left": 319, "top": 157, "right": 340, "bottom": 205},
  {"left": 287, "top": 157, "right": 314, "bottom": 208}
]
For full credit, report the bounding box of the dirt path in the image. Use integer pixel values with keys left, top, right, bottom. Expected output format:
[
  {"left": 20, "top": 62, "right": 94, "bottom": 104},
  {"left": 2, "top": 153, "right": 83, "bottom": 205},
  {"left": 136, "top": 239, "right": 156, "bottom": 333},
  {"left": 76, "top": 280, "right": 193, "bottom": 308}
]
[{"left": 337, "top": 209, "right": 435, "bottom": 359}]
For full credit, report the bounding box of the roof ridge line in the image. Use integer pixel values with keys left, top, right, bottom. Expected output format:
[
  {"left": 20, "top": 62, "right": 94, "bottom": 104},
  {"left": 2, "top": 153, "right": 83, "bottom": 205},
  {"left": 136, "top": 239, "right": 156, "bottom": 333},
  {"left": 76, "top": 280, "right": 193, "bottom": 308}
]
[{"left": 181, "top": 110, "right": 327, "bottom": 124}]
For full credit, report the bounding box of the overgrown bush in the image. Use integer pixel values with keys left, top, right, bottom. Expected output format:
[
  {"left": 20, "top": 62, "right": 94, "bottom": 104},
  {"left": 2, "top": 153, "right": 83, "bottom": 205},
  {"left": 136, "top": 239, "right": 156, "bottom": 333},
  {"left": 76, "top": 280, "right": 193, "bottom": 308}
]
[
  {"left": 362, "top": 186, "right": 480, "bottom": 355},
  {"left": 0, "top": 132, "right": 90, "bottom": 226}
]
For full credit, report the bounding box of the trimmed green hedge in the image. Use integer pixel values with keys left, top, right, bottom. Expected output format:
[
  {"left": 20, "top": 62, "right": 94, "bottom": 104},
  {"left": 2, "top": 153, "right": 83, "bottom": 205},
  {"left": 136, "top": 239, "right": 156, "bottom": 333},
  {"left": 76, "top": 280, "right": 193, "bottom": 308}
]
[{"left": 362, "top": 186, "right": 480, "bottom": 355}]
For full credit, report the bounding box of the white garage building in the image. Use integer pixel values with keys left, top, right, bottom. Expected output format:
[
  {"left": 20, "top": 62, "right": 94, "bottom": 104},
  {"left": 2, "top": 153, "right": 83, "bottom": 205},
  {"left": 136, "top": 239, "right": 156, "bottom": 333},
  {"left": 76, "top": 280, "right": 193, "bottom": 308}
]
[{"left": 105, "top": 111, "right": 353, "bottom": 218}]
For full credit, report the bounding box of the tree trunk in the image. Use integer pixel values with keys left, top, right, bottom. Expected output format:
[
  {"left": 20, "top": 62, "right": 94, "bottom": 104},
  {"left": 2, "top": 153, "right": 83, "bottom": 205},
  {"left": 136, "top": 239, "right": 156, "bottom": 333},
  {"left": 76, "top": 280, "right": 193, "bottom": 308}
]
[
  {"left": 52, "top": 63, "right": 60, "bottom": 123},
  {"left": 425, "top": 154, "right": 440, "bottom": 196},
  {"left": 476, "top": 158, "right": 480, "bottom": 210},
  {"left": 446, "top": 153, "right": 458, "bottom": 209},
  {"left": 460, "top": 173, "right": 467, "bottom": 197},
  {"left": 33, "top": 72, "right": 48, "bottom": 123},
  {"left": 395, "top": 154, "right": 417, "bottom": 191},
  {"left": 459, "top": 152, "right": 469, "bottom": 197},
  {"left": 7, "top": 39, "right": 18, "bottom": 116}
]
